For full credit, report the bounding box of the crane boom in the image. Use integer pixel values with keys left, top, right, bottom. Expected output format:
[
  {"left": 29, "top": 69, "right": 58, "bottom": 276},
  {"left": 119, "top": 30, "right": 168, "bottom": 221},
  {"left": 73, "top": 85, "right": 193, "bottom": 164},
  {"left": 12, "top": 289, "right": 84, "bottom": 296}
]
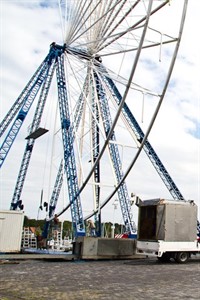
[
  {"left": 56, "top": 50, "right": 85, "bottom": 237},
  {"left": 0, "top": 56, "right": 49, "bottom": 138},
  {"left": 10, "top": 57, "right": 56, "bottom": 209},
  {"left": 0, "top": 62, "right": 49, "bottom": 168}
]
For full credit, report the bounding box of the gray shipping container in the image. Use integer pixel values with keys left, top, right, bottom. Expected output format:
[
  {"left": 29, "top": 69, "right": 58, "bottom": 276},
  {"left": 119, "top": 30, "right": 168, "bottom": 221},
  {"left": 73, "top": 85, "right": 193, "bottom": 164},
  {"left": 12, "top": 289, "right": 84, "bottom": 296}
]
[
  {"left": 0, "top": 210, "right": 24, "bottom": 253},
  {"left": 137, "top": 199, "right": 197, "bottom": 242}
]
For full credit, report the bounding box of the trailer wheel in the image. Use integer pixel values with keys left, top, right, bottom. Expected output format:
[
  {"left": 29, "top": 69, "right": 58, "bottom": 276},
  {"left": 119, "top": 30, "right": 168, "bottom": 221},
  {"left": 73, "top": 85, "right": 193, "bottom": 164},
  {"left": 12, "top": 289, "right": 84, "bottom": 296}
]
[
  {"left": 175, "top": 252, "right": 189, "bottom": 264},
  {"left": 157, "top": 253, "right": 171, "bottom": 263}
]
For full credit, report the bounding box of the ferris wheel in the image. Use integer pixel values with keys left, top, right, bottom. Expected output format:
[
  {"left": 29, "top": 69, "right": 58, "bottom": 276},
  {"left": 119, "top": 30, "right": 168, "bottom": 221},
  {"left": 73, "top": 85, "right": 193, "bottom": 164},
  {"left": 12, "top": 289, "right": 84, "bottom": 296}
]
[{"left": 0, "top": 0, "right": 188, "bottom": 237}]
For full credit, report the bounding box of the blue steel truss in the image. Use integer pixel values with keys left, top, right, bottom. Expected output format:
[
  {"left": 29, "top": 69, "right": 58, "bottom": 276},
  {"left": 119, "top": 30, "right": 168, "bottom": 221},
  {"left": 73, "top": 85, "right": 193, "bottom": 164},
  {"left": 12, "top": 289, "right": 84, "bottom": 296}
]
[
  {"left": 94, "top": 70, "right": 136, "bottom": 234},
  {"left": 42, "top": 159, "right": 64, "bottom": 238},
  {"left": 0, "top": 57, "right": 51, "bottom": 168},
  {"left": 90, "top": 73, "right": 101, "bottom": 236},
  {"left": 101, "top": 70, "right": 185, "bottom": 201},
  {"left": 1, "top": 43, "right": 188, "bottom": 237},
  {"left": 56, "top": 52, "right": 85, "bottom": 236},
  {"left": 0, "top": 56, "right": 49, "bottom": 138},
  {"left": 49, "top": 159, "right": 64, "bottom": 219},
  {"left": 42, "top": 74, "right": 91, "bottom": 237},
  {"left": 10, "top": 58, "right": 56, "bottom": 209},
  {"left": 0, "top": 43, "right": 86, "bottom": 237}
]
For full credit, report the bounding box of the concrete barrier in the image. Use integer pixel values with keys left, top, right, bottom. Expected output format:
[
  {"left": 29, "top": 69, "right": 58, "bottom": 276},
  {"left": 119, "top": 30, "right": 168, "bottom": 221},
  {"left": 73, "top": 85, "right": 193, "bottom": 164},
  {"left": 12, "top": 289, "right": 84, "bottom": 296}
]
[{"left": 73, "top": 237, "right": 142, "bottom": 260}]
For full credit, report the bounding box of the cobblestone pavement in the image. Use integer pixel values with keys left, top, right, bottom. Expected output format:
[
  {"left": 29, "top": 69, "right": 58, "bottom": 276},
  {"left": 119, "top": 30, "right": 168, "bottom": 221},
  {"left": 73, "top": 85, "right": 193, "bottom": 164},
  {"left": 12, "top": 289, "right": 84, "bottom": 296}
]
[{"left": 0, "top": 256, "right": 200, "bottom": 300}]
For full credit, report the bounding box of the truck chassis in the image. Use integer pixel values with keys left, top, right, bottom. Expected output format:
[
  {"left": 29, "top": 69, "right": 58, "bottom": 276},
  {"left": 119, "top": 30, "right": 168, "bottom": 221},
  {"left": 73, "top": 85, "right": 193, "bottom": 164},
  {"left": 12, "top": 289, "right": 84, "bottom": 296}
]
[{"left": 137, "top": 240, "right": 200, "bottom": 263}]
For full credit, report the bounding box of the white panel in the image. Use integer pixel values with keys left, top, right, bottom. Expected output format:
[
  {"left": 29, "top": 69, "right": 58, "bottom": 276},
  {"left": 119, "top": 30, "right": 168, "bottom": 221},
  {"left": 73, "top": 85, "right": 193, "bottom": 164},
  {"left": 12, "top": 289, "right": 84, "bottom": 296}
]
[{"left": 0, "top": 210, "right": 24, "bottom": 252}]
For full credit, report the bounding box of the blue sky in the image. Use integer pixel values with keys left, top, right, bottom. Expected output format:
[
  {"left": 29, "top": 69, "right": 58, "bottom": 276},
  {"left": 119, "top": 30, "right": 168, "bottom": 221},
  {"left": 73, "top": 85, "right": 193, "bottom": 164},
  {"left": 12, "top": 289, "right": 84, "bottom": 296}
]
[{"left": 0, "top": 0, "right": 199, "bottom": 223}]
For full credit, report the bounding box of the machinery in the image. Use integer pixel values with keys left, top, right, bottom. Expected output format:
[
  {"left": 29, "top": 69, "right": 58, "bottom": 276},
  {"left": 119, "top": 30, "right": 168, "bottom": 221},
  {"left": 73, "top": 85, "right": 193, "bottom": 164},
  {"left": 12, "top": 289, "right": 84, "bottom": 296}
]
[{"left": 1, "top": 1, "right": 193, "bottom": 240}]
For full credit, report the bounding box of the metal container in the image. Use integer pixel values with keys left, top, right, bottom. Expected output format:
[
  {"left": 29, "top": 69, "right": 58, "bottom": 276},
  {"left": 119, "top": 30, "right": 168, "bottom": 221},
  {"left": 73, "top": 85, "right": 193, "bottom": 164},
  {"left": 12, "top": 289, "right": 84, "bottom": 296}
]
[
  {"left": 0, "top": 210, "right": 24, "bottom": 252},
  {"left": 137, "top": 199, "right": 197, "bottom": 242}
]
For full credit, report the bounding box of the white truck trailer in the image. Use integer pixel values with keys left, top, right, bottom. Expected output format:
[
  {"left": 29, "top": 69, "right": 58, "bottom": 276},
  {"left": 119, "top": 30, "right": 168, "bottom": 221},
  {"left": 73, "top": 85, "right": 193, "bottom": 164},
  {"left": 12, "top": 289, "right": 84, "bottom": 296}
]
[{"left": 136, "top": 198, "right": 200, "bottom": 263}]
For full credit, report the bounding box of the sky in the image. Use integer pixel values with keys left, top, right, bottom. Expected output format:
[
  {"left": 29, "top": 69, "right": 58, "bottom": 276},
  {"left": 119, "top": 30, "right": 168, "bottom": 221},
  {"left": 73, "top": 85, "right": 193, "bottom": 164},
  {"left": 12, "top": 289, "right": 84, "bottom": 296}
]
[{"left": 0, "top": 0, "right": 199, "bottom": 226}]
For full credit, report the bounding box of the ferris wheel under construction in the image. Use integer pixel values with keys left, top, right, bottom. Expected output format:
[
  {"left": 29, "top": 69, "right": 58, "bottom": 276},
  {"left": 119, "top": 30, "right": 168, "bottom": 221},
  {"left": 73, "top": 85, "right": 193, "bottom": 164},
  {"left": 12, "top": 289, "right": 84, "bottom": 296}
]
[{"left": 0, "top": 0, "right": 189, "bottom": 238}]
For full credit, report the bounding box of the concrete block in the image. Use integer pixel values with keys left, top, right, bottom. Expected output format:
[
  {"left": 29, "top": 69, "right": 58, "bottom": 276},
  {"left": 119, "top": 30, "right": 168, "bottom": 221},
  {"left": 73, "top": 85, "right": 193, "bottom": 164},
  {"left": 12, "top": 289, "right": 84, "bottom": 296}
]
[
  {"left": 73, "top": 237, "right": 138, "bottom": 259},
  {"left": 98, "top": 238, "right": 136, "bottom": 256}
]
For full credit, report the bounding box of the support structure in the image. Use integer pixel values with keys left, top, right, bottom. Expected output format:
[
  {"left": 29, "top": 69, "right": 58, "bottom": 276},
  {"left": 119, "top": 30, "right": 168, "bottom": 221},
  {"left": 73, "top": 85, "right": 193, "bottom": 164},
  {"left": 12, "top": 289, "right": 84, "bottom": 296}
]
[{"left": 1, "top": 43, "right": 187, "bottom": 237}]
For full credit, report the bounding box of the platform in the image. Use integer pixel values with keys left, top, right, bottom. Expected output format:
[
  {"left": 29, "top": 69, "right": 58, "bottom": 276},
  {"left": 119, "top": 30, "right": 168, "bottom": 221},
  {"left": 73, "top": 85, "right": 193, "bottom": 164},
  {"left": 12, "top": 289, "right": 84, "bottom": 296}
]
[{"left": 25, "top": 127, "right": 48, "bottom": 139}]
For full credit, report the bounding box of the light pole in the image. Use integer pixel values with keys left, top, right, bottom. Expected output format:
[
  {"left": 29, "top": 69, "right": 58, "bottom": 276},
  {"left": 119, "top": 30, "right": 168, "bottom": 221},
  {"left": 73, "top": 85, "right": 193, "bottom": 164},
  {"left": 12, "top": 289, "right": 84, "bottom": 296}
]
[{"left": 111, "top": 199, "right": 118, "bottom": 238}]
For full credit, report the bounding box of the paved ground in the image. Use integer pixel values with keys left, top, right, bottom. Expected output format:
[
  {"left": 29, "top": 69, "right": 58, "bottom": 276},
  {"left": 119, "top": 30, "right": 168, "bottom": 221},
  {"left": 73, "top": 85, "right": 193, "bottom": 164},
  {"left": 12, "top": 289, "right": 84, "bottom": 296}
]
[{"left": 0, "top": 256, "right": 200, "bottom": 300}]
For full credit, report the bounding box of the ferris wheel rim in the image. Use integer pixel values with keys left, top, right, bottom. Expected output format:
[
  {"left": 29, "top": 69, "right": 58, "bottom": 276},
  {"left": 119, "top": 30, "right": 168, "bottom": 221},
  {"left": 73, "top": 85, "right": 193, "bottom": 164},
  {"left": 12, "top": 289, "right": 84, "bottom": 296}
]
[
  {"left": 84, "top": 0, "right": 188, "bottom": 221},
  {"left": 54, "top": 0, "right": 188, "bottom": 222}
]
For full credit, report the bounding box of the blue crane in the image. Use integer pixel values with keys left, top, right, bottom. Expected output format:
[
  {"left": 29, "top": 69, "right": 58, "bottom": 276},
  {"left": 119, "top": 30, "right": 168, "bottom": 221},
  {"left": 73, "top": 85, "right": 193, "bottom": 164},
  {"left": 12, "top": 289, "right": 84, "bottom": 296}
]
[
  {"left": 11, "top": 59, "right": 56, "bottom": 210},
  {"left": 56, "top": 48, "right": 85, "bottom": 236},
  {"left": 0, "top": 43, "right": 85, "bottom": 237},
  {"left": 1, "top": 43, "right": 186, "bottom": 238}
]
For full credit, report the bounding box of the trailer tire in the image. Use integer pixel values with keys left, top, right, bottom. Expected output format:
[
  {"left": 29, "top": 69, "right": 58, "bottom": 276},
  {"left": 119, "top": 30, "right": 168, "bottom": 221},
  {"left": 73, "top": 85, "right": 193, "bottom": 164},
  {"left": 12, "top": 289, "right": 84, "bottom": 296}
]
[
  {"left": 157, "top": 253, "right": 171, "bottom": 263},
  {"left": 175, "top": 252, "right": 189, "bottom": 264}
]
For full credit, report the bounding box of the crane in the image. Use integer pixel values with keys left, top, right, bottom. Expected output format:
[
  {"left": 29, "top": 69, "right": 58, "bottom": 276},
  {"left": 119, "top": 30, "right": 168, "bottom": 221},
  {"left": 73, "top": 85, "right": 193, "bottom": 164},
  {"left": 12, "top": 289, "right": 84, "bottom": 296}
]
[
  {"left": 0, "top": 42, "right": 188, "bottom": 237},
  {"left": 1, "top": 0, "right": 192, "bottom": 239}
]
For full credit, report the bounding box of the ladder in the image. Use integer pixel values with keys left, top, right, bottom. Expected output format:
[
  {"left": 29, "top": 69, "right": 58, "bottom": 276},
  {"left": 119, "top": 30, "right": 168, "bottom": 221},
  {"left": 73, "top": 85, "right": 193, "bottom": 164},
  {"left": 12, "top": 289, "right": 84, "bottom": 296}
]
[{"left": 21, "top": 227, "right": 37, "bottom": 248}]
